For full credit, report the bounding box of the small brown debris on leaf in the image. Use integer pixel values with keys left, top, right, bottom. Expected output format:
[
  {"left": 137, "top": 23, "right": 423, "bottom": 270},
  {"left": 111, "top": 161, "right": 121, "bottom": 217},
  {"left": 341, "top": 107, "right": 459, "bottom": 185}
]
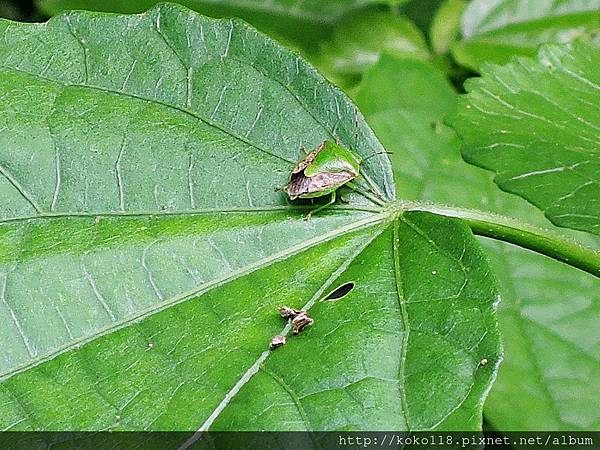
[
  {"left": 277, "top": 306, "right": 314, "bottom": 337},
  {"left": 292, "top": 312, "right": 314, "bottom": 335},
  {"left": 278, "top": 306, "right": 302, "bottom": 320},
  {"left": 269, "top": 335, "right": 286, "bottom": 350}
]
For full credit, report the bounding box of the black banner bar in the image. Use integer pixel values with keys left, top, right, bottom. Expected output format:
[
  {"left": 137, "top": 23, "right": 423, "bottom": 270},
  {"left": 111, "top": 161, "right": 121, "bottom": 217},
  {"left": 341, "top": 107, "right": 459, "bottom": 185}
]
[{"left": 0, "top": 431, "right": 598, "bottom": 450}]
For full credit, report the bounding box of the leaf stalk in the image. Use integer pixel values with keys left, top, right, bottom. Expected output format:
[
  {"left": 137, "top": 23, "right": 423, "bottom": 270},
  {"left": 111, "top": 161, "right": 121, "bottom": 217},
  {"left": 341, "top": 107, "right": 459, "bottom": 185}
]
[{"left": 402, "top": 202, "right": 600, "bottom": 279}]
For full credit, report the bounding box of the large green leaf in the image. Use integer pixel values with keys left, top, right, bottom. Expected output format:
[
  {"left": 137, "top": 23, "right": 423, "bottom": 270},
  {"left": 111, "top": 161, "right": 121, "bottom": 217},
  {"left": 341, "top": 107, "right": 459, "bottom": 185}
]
[
  {"left": 451, "top": 42, "right": 600, "bottom": 236},
  {"left": 452, "top": 0, "right": 600, "bottom": 70},
  {"left": 354, "top": 53, "right": 600, "bottom": 430},
  {"left": 0, "top": 4, "right": 500, "bottom": 432},
  {"left": 36, "top": 0, "right": 404, "bottom": 51}
]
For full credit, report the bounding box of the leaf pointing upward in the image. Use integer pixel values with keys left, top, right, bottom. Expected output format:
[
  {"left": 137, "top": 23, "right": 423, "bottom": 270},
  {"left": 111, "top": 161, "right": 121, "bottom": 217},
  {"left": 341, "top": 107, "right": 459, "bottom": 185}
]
[{"left": 452, "top": 42, "right": 600, "bottom": 236}]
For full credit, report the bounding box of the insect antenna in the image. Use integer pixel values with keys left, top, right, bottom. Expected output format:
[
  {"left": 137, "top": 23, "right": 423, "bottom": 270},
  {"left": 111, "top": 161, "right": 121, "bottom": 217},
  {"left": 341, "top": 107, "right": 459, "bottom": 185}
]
[
  {"left": 354, "top": 106, "right": 359, "bottom": 144},
  {"left": 343, "top": 107, "right": 391, "bottom": 205},
  {"left": 352, "top": 151, "right": 393, "bottom": 204},
  {"left": 363, "top": 151, "right": 393, "bottom": 162},
  {"left": 351, "top": 106, "right": 392, "bottom": 163}
]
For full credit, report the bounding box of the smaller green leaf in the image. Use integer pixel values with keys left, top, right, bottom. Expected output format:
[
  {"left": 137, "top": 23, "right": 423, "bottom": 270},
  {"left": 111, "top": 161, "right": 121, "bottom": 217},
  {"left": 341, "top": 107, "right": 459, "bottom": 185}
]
[
  {"left": 452, "top": 0, "right": 600, "bottom": 70},
  {"left": 430, "top": 0, "right": 467, "bottom": 55},
  {"left": 354, "top": 53, "right": 453, "bottom": 119},
  {"left": 317, "top": 11, "right": 429, "bottom": 88},
  {"left": 451, "top": 42, "right": 600, "bottom": 236},
  {"left": 353, "top": 55, "right": 457, "bottom": 197}
]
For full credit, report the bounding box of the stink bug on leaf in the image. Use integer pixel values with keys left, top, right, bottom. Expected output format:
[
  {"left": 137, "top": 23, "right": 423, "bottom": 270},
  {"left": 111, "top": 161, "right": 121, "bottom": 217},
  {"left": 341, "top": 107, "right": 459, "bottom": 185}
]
[
  {"left": 285, "top": 140, "right": 360, "bottom": 201},
  {"left": 284, "top": 140, "right": 388, "bottom": 218}
]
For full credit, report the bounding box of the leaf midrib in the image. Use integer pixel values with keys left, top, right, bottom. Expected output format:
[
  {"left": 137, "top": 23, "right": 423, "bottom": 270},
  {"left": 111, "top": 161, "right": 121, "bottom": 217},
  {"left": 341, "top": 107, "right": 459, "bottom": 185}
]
[{"left": 0, "top": 209, "right": 391, "bottom": 383}]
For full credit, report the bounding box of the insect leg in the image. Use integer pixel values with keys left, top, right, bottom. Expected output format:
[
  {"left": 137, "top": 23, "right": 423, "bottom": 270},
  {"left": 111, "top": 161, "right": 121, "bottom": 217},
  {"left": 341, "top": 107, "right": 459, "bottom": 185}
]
[
  {"left": 305, "top": 191, "right": 336, "bottom": 221},
  {"left": 361, "top": 173, "right": 385, "bottom": 200},
  {"left": 345, "top": 180, "right": 386, "bottom": 207}
]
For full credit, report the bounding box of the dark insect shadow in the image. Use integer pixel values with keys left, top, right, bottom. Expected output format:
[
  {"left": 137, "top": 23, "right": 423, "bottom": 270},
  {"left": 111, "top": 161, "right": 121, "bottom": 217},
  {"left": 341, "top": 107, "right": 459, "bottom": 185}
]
[{"left": 323, "top": 282, "right": 355, "bottom": 302}]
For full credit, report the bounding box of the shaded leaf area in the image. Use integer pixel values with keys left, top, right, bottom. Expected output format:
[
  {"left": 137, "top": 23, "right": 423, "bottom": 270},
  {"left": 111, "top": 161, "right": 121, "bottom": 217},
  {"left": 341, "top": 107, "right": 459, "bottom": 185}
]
[
  {"left": 316, "top": 11, "right": 429, "bottom": 89},
  {"left": 354, "top": 54, "right": 600, "bottom": 430},
  {"left": 453, "top": 0, "right": 600, "bottom": 70},
  {"left": 0, "top": 0, "right": 38, "bottom": 22},
  {"left": 400, "top": 0, "right": 445, "bottom": 33},
  {"left": 0, "top": 5, "right": 500, "bottom": 432},
  {"left": 451, "top": 42, "right": 600, "bottom": 236},
  {"left": 35, "top": 0, "right": 402, "bottom": 51}
]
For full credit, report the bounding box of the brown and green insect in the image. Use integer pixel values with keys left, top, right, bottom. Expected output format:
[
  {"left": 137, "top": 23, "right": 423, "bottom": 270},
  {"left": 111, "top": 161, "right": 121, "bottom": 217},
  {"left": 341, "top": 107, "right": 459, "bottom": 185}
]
[{"left": 284, "top": 139, "right": 386, "bottom": 217}]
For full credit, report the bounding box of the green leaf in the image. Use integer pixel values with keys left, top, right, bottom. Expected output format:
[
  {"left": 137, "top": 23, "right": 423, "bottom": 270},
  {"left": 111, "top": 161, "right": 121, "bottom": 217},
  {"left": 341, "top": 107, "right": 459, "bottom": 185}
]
[
  {"left": 452, "top": 0, "right": 600, "bottom": 70},
  {"left": 484, "top": 239, "right": 600, "bottom": 430},
  {"left": 36, "top": 0, "right": 404, "bottom": 51},
  {"left": 317, "top": 11, "right": 429, "bottom": 89},
  {"left": 430, "top": 0, "right": 467, "bottom": 55},
  {"left": 354, "top": 54, "right": 600, "bottom": 430},
  {"left": 0, "top": 4, "right": 500, "bottom": 432},
  {"left": 451, "top": 42, "right": 600, "bottom": 236},
  {"left": 353, "top": 54, "right": 459, "bottom": 200},
  {"left": 400, "top": 0, "right": 446, "bottom": 33}
]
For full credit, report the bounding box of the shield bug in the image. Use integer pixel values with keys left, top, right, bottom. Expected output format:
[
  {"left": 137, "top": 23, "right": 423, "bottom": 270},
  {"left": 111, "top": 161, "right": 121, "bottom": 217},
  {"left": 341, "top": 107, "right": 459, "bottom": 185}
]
[{"left": 284, "top": 140, "right": 388, "bottom": 218}]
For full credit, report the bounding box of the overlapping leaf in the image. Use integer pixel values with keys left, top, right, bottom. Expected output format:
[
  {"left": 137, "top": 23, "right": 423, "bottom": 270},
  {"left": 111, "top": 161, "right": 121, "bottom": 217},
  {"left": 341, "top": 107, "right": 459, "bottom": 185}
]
[
  {"left": 430, "top": 0, "right": 466, "bottom": 55},
  {"left": 453, "top": 0, "right": 600, "bottom": 70},
  {"left": 452, "top": 42, "right": 600, "bottom": 236},
  {"left": 0, "top": 3, "right": 500, "bottom": 435},
  {"left": 317, "top": 11, "right": 429, "bottom": 88}
]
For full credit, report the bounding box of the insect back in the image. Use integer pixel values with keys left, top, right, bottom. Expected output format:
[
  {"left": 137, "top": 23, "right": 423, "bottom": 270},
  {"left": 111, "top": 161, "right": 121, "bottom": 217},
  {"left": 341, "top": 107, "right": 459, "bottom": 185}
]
[{"left": 284, "top": 140, "right": 361, "bottom": 201}]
